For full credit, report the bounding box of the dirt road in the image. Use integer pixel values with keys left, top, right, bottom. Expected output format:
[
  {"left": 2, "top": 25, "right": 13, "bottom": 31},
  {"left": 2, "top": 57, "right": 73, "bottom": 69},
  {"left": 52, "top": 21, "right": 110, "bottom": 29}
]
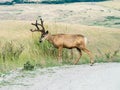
[{"left": 0, "top": 63, "right": 120, "bottom": 90}]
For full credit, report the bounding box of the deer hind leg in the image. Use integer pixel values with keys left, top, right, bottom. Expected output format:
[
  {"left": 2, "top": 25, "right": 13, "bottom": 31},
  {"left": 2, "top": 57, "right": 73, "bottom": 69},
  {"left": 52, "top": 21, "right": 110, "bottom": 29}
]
[
  {"left": 82, "top": 48, "right": 94, "bottom": 66},
  {"left": 74, "top": 48, "right": 82, "bottom": 65},
  {"left": 70, "top": 49, "right": 73, "bottom": 60},
  {"left": 58, "top": 47, "right": 63, "bottom": 64}
]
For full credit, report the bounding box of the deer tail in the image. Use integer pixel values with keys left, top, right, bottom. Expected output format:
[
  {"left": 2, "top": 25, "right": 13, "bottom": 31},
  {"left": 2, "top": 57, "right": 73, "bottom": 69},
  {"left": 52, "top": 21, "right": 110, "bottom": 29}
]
[{"left": 84, "top": 37, "right": 87, "bottom": 46}]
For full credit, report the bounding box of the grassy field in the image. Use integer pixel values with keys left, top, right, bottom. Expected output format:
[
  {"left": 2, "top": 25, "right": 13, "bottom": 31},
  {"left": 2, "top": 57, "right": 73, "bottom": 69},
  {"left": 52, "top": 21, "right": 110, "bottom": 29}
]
[
  {"left": 97, "top": 1, "right": 120, "bottom": 10},
  {"left": 0, "top": 1, "right": 120, "bottom": 28},
  {"left": 0, "top": 20, "right": 120, "bottom": 73}
]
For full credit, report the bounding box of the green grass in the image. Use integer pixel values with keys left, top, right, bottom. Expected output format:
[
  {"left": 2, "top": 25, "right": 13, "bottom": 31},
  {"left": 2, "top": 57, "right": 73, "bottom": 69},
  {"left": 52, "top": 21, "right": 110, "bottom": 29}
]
[
  {"left": 92, "top": 16, "right": 120, "bottom": 28},
  {"left": 0, "top": 20, "right": 120, "bottom": 73}
]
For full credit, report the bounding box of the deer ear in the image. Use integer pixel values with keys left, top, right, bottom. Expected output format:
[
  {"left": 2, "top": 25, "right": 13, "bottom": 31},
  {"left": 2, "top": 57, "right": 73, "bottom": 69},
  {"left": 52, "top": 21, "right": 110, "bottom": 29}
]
[{"left": 46, "top": 31, "right": 49, "bottom": 34}]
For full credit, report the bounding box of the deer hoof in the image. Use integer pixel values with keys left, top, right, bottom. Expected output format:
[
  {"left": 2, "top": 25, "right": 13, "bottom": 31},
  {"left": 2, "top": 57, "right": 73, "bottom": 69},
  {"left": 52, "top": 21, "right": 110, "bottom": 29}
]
[{"left": 73, "top": 61, "right": 78, "bottom": 65}]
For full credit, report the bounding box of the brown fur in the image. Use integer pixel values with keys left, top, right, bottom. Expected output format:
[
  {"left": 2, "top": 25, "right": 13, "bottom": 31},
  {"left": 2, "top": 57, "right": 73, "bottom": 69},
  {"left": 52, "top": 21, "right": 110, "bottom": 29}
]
[{"left": 42, "top": 33, "right": 94, "bottom": 65}]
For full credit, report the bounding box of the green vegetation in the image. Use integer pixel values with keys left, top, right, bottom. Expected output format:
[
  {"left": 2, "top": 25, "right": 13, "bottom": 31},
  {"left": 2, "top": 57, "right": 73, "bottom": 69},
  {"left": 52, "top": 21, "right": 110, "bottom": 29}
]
[
  {"left": 93, "top": 16, "right": 120, "bottom": 28},
  {"left": 0, "top": 0, "right": 108, "bottom": 5},
  {"left": 0, "top": 41, "right": 24, "bottom": 62},
  {"left": 41, "top": 0, "right": 108, "bottom": 4},
  {"left": 95, "top": 47, "right": 120, "bottom": 63},
  {"left": 0, "top": 20, "right": 120, "bottom": 73},
  {"left": 23, "top": 61, "right": 34, "bottom": 70}
]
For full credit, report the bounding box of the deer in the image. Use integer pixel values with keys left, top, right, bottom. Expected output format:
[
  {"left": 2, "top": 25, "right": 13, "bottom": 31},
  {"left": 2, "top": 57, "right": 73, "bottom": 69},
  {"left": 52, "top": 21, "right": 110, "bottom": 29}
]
[{"left": 30, "top": 18, "right": 94, "bottom": 66}]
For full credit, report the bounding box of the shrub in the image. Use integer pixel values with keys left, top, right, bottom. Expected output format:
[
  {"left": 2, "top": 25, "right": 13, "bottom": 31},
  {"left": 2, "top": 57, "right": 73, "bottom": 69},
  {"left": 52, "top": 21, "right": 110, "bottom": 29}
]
[
  {"left": 106, "top": 16, "right": 120, "bottom": 20},
  {"left": 23, "top": 61, "right": 34, "bottom": 70}
]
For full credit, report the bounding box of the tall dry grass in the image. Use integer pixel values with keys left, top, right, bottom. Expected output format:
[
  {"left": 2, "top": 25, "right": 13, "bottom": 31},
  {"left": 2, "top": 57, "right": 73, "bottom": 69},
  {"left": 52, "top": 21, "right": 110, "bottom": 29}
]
[
  {"left": 98, "top": 1, "right": 120, "bottom": 10},
  {"left": 0, "top": 20, "right": 120, "bottom": 73}
]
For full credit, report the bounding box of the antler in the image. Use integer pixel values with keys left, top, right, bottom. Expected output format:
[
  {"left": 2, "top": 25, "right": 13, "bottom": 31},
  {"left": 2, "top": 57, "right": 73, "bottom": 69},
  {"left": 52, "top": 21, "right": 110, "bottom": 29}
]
[
  {"left": 30, "top": 18, "right": 46, "bottom": 33},
  {"left": 39, "top": 18, "right": 45, "bottom": 31}
]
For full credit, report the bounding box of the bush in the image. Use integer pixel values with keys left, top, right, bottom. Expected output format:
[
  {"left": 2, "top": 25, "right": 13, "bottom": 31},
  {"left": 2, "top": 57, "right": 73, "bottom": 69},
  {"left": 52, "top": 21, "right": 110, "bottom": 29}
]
[
  {"left": 23, "top": 61, "right": 34, "bottom": 70},
  {"left": 106, "top": 16, "right": 120, "bottom": 20}
]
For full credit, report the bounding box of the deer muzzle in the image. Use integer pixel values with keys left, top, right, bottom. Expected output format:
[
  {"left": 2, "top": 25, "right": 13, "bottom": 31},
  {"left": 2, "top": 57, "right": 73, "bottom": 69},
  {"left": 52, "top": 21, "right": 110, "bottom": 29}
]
[{"left": 39, "top": 40, "right": 42, "bottom": 43}]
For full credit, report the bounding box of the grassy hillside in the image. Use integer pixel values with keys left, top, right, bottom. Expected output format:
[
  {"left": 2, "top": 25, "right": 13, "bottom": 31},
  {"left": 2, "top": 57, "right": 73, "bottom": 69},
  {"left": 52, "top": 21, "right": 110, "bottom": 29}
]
[
  {"left": 98, "top": 1, "right": 120, "bottom": 10},
  {"left": 0, "top": 2, "right": 120, "bottom": 28},
  {"left": 0, "top": 20, "right": 120, "bottom": 73}
]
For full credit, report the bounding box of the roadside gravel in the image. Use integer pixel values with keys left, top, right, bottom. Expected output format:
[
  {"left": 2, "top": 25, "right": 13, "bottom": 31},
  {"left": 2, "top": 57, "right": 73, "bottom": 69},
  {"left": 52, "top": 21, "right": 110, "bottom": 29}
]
[{"left": 0, "top": 63, "right": 120, "bottom": 90}]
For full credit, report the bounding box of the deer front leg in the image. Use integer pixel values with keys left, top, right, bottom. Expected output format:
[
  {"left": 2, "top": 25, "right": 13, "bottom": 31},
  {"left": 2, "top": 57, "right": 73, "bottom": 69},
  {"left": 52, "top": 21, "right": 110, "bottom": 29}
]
[{"left": 58, "top": 47, "right": 63, "bottom": 64}]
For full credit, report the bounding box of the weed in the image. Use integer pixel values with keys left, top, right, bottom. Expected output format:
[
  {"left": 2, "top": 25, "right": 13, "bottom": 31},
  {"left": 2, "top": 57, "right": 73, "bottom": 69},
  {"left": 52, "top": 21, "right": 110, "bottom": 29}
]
[
  {"left": 92, "top": 16, "right": 120, "bottom": 28},
  {"left": 23, "top": 61, "right": 34, "bottom": 71},
  {"left": 0, "top": 41, "right": 24, "bottom": 62},
  {"left": 106, "top": 16, "right": 120, "bottom": 20},
  {"left": 95, "top": 47, "right": 120, "bottom": 62}
]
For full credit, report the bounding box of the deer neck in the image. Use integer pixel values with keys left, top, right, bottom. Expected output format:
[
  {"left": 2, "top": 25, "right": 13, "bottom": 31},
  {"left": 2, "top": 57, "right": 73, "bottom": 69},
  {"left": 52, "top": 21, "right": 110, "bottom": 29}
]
[{"left": 46, "top": 33, "right": 54, "bottom": 43}]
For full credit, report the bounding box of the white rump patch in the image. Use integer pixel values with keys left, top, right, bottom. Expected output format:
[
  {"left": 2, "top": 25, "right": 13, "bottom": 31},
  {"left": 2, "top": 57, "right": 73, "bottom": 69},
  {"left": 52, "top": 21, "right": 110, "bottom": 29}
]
[{"left": 84, "top": 37, "right": 87, "bottom": 45}]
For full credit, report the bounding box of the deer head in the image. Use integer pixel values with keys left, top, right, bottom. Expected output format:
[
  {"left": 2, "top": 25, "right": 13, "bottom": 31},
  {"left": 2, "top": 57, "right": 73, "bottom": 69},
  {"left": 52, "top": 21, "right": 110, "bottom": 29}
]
[{"left": 30, "top": 18, "right": 49, "bottom": 43}]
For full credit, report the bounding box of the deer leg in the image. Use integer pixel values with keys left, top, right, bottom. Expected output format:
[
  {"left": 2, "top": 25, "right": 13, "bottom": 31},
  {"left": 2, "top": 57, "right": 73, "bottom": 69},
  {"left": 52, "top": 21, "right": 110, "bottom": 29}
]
[
  {"left": 58, "top": 47, "right": 63, "bottom": 63},
  {"left": 82, "top": 48, "right": 94, "bottom": 66},
  {"left": 74, "top": 48, "right": 82, "bottom": 65}
]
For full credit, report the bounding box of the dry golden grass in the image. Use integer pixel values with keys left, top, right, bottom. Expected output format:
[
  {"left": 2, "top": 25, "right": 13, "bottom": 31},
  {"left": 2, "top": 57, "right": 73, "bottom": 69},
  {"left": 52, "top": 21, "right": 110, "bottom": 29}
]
[
  {"left": 0, "top": 20, "right": 120, "bottom": 72},
  {"left": 0, "top": 1, "right": 120, "bottom": 72},
  {"left": 98, "top": 1, "right": 120, "bottom": 10},
  {"left": 0, "top": 2, "right": 120, "bottom": 28},
  {"left": 0, "top": 20, "right": 32, "bottom": 41},
  {"left": 0, "top": 20, "right": 120, "bottom": 54}
]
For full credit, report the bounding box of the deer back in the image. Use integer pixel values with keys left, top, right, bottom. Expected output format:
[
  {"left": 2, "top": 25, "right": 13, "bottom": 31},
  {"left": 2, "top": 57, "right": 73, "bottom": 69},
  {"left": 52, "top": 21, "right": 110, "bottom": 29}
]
[{"left": 48, "top": 34, "right": 85, "bottom": 48}]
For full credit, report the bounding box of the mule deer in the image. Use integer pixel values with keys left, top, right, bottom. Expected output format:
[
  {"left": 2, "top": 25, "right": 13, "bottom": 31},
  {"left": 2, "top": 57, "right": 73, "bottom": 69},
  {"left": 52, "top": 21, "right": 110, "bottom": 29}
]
[{"left": 30, "top": 18, "right": 94, "bottom": 66}]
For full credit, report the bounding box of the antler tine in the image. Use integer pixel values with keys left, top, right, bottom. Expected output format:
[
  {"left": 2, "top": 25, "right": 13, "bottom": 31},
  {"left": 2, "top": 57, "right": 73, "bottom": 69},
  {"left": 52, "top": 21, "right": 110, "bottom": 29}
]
[
  {"left": 35, "top": 20, "right": 40, "bottom": 31},
  {"left": 30, "top": 18, "right": 46, "bottom": 33},
  {"left": 30, "top": 29, "right": 39, "bottom": 32},
  {"left": 39, "top": 18, "right": 45, "bottom": 32},
  {"left": 30, "top": 20, "right": 41, "bottom": 32}
]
